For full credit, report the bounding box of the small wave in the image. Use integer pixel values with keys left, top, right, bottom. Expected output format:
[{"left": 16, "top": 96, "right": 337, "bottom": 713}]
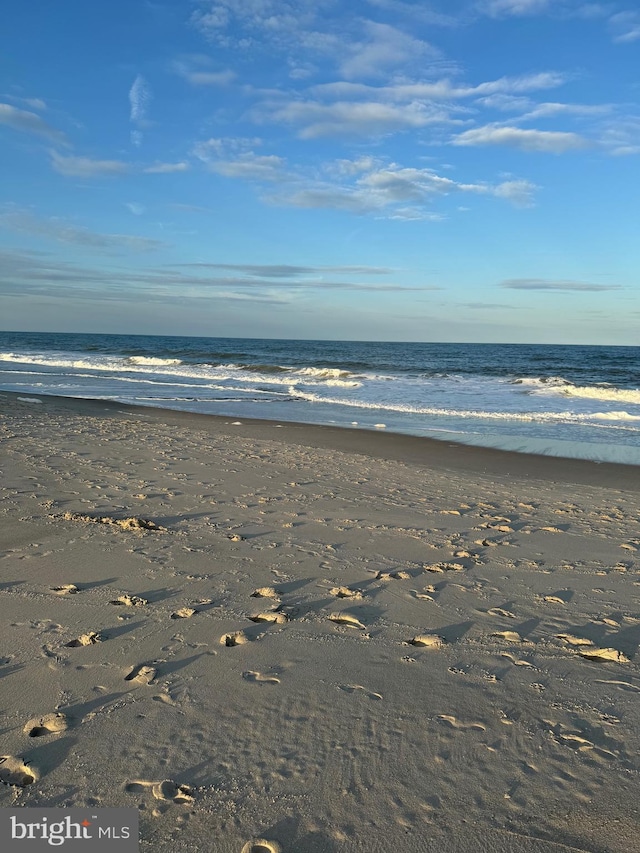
[
  {"left": 325, "top": 379, "right": 362, "bottom": 388},
  {"left": 511, "top": 376, "right": 571, "bottom": 387},
  {"left": 295, "top": 367, "right": 353, "bottom": 379},
  {"left": 228, "top": 362, "right": 291, "bottom": 374},
  {"left": 522, "top": 378, "right": 640, "bottom": 404},
  {"left": 294, "top": 389, "right": 640, "bottom": 424}
]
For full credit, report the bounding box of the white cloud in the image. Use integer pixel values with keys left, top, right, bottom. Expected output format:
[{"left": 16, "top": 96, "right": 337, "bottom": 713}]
[
  {"left": 0, "top": 102, "right": 66, "bottom": 144},
  {"left": 263, "top": 99, "right": 453, "bottom": 138},
  {"left": 492, "top": 179, "right": 537, "bottom": 207},
  {"left": 50, "top": 151, "right": 129, "bottom": 177},
  {"left": 312, "top": 71, "right": 568, "bottom": 103},
  {"left": 173, "top": 61, "right": 235, "bottom": 86},
  {"left": 518, "top": 101, "right": 612, "bottom": 120},
  {"left": 144, "top": 161, "right": 190, "bottom": 173},
  {"left": 267, "top": 159, "right": 538, "bottom": 217},
  {"left": 453, "top": 124, "right": 589, "bottom": 152},
  {"left": 210, "top": 152, "right": 286, "bottom": 181},
  {"left": 126, "top": 203, "right": 146, "bottom": 216},
  {"left": 339, "top": 21, "right": 437, "bottom": 80}
]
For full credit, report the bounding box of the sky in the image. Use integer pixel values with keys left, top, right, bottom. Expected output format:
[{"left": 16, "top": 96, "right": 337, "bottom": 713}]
[{"left": 0, "top": 0, "right": 638, "bottom": 344}]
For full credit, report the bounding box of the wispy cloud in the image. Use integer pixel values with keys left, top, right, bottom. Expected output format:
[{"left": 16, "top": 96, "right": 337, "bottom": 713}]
[
  {"left": 193, "top": 137, "right": 538, "bottom": 216},
  {"left": 481, "top": 0, "right": 551, "bottom": 17},
  {"left": 501, "top": 278, "right": 621, "bottom": 291},
  {"left": 129, "top": 74, "right": 151, "bottom": 146},
  {"left": 0, "top": 249, "right": 431, "bottom": 306},
  {"left": 0, "top": 102, "right": 67, "bottom": 144},
  {"left": 50, "top": 151, "right": 129, "bottom": 177},
  {"left": 0, "top": 208, "right": 165, "bottom": 252},
  {"left": 173, "top": 263, "right": 394, "bottom": 277},
  {"left": 340, "top": 22, "right": 438, "bottom": 80},
  {"left": 173, "top": 60, "right": 235, "bottom": 86},
  {"left": 260, "top": 99, "right": 455, "bottom": 139},
  {"left": 144, "top": 161, "right": 190, "bottom": 173},
  {"left": 609, "top": 11, "right": 640, "bottom": 43},
  {"left": 453, "top": 124, "right": 589, "bottom": 152},
  {"left": 461, "top": 301, "right": 522, "bottom": 309},
  {"left": 210, "top": 152, "right": 287, "bottom": 181},
  {"left": 267, "top": 160, "right": 538, "bottom": 216},
  {"left": 310, "top": 71, "right": 568, "bottom": 103}
]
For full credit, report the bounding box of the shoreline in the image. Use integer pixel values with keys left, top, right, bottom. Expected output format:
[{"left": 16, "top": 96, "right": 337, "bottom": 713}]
[{"left": 3, "top": 389, "right": 640, "bottom": 491}]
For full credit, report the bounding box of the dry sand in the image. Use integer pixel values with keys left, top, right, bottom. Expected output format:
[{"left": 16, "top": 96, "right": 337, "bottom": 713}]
[{"left": 1, "top": 391, "right": 639, "bottom": 853}]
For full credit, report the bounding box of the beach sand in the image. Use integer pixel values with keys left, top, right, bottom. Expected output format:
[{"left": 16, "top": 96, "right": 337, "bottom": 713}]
[{"left": 1, "top": 391, "right": 639, "bottom": 852}]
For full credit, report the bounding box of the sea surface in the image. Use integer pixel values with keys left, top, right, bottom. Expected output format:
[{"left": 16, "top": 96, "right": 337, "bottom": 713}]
[{"left": 1, "top": 331, "right": 640, "bottom": 465}]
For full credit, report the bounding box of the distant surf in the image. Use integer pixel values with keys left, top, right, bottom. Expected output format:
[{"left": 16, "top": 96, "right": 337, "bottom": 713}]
[{"left": 1, "top": 331, "right": 639, "bottom": 464}]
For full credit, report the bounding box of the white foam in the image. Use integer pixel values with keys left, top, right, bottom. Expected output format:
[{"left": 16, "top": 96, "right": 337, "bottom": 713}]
[
  {"left": 126, "top": 356, "right": 183, "bottom": 366},
  {"left": 519, "top": 376, "right": 640, "bottom": 404}
]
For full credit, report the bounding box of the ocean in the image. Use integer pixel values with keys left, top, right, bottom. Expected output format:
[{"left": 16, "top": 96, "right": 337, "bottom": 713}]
[{"left": 1, "top": 331, "right": 639, "bottom": 465}]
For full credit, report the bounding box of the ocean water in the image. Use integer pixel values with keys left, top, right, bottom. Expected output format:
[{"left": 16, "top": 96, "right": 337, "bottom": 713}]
[{"left": 1, "top": 331, "right": 640, "bottom": 465}]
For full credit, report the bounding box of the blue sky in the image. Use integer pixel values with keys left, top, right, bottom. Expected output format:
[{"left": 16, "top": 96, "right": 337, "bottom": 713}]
[{"left": 1, "top": 0, "right": 638, "bottom": 343}]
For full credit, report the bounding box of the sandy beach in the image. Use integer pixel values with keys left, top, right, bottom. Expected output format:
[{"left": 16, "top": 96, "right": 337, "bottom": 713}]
[{"left": 1, "top": 390, "right": 639, "bottom": 853}]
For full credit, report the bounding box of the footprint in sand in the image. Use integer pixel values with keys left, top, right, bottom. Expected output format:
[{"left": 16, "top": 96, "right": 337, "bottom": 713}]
[
  {"left": 329, "top": 586, "right": 362, "bottom": 599},
  {"left": 249, "top": 612, "right": 288, "bottom": 624},
  {"left": 407, "top": 634, "right": 445, "bottom": 649},
  {"left": 125, "top": 664, "right": 157, "bottom": 684},
  {"left": 243, "top": 671, "right": 280, "bottom": 685},
  {"left": 327, "top": 613, "right": 365, "bottom": 629},
  {"left": 241, "top": 841, "right": 281, "bottom": 853},
  {"left": 578, "top": 647, "right": 629, "bottom": 663},
  {"left": 66, "top": 632, "right": 102, "bottom": 647},
  {"left": 23, "top": 713, "right": 68, "bottom": 738},
  {"left": 171, "top": 607, "right": 196, "bottom": 619},
  {"left": 595, "top": 679, "right": 640, "bottom": 692},
  {"left": 376, "top": 570, "right": 411, "bottom": 580},
  {"left": 488, "top": 607, "right": 516, "bottom": 619},
  {"left": 251, "top": 587, "right": 280, "bottom": 599},
  {"left": 411, "top": 590, "right": 434, "bottom": 601},
  {"left": 126, "top": 779, "right": 193, "bottom": 803},
  {"left": 338, "top": 684, "right": 383, "bottom": 700},
  {"left": 556, "top": 633, "right": 593, "bottom": 647},
  {"left": 0, "top": 756, "right": 37, "bottom": 787},
  {"left": 437, "top": 715, "right": 486, "bottom": 732},
  {"left": 491, "top": 630, "right": 524, "bottom": 643},
  {"left": 221, "top": 631, "right": 251, "bottom": 647},
  {"left": 51, "top": 584, "right": 78, "bottom": 595},
  {"left": 110, "top": 594, "right": 147, "bottom": 607}
]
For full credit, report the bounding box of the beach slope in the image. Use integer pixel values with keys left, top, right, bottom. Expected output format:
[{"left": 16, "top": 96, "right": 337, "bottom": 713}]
[{"left": 1, "top": 392, "right": 638, "bottom": 852}]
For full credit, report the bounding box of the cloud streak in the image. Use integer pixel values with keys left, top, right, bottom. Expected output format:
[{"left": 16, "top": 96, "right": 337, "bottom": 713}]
[
  {"left": 129, "top": 75, "right": 151, "bottom": 146},
  {"left": 0, "top": 102, "right": 67, "bottom": 145},
  {"left": 0, "top": 250, "right": 434, "bottom": 308},
  {"left": 51, "top": 151, "right": 129, "bottom": 177},
  {"left": 453, "top": 125, "right": 589, "bottom": 152},
  {"left": 0, "top": 208, "right": 165, "bottom": 252},
  {"left": 501, "top": 278, "right": 621, "bottom": 291}
]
